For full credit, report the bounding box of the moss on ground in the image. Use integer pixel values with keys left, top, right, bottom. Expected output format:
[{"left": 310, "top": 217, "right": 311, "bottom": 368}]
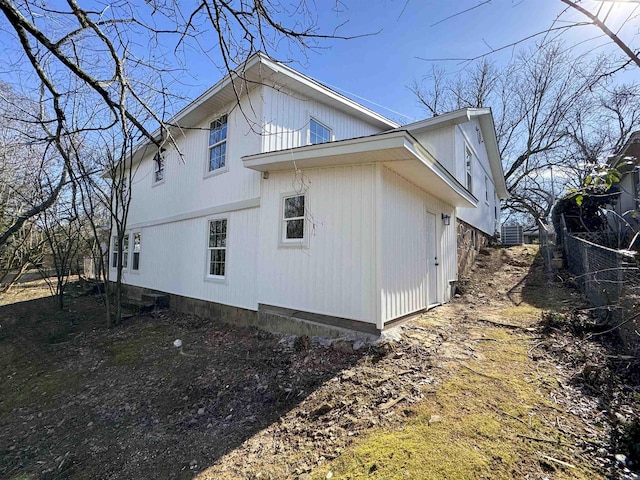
[{"left": 313, "top": 325, "right": 603, "bottom": 480}]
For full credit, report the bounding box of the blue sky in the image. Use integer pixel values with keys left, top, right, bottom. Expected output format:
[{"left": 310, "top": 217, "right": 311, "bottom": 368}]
[
  {"left": 0, "top": 1, "right": 637, "bottom": 124},
  {"left": 178, "top": 0, "right": 639, "bottom": 124}
]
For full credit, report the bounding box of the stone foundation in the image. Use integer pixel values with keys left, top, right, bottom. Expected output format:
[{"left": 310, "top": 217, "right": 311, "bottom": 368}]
[{"left": 457, "top": 219, "right": 489, "bottom": 276}]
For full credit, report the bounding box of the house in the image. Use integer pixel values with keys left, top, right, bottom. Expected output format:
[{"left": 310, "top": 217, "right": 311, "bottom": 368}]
[
  {"left": 111, "top": 53, "right": 508, "bottom": 337},
  {"left": 608, "top": 131, "right": 640, "bottom": 249}
]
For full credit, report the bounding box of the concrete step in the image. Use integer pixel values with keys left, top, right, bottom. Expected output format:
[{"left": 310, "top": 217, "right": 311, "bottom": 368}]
[
  {"left": 141, "top": 293, "right": 170, "bottom": 309},
  {"left": 122, "top": 298, "right": 155, "bottom": 314}
]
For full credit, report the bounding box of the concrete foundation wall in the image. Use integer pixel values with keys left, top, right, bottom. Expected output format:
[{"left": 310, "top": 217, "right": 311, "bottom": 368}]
[{"left": 120, "top": 283, "right": 381, "bottom": 339}]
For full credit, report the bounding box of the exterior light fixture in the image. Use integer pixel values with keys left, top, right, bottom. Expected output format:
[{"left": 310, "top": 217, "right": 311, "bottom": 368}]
[{"left": 442, "top": 214, "right": 451, "bottom": 226}]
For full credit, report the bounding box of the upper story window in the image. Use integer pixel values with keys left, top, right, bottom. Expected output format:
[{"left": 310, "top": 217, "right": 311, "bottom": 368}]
[
  {"left": 132, "top": 232, "right": 141, "bottom": 271},
  {"left": 283, "top": 194, "right": 305, "bottom": 241},
  {"left": 208, "top": 218, "right": 227, "bottom": 278},
  {"left": 465, "top": 145, "right": 473, "bottom": 193},
  {"left": 153, "top": 152, "right": 164, "bottom": 184},
  {"left": 309, "top": 118, "right": 331, "bottom": 145},
  {"left": 208, "top": 115, "right": 228, "bottom": 172}
]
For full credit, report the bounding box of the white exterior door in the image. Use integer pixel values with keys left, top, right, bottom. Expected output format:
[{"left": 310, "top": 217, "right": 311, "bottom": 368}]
[{"left": 426, "top": 211, "right": 439, "bottom": 306}]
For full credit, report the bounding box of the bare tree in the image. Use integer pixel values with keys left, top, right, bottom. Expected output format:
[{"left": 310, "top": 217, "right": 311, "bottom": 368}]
[
  {"left": 420, "top": 1, "right": 640, "bottom": 72},
  {"left": 38, "top": 182, "right": 85, "bottom": 310},
  {"left": 0, "top": 82, "right": 68, "bottom": 292},
  {"left": 413, "top": 42, "right": 639, "bottom": 224}
]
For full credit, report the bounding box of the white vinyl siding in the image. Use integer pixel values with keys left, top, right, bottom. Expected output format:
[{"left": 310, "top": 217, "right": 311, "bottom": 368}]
[
  {"left": 380, "top": 166, "right": 457, "bottom": 324},
  {"left": 261, "top": 87, "right": 381, "bottom": 153},
  {"left": 456, "top": 120, "right": 501, "bottom": 236},
  {"left": 126, "top": 89, "right": 262, "bottom": 228},
  {"left": 257, "top": 165, "right": 377, "bottom": 323},
  {"left": 119, "top": 208, "right": 259, "bottom": 311}
]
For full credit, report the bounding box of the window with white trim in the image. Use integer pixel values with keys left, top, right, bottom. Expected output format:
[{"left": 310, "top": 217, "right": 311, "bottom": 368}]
[
  {"left": 153, "top": 152, "right": 164, "bottom": 183},
  {"left": 111, "top": 236, "right": 119, "bottom": 268},
  {"left": 132, "top": 232, "right": 141, "bottom": 271},
  {"left": 283, "top": 194, "right": 305, "bottom": 241},
  {"left": 208, "top": 115, "right": 228, "bottom": 172},
  {"left": 122, "top": 234, "right": 129, "bottom": 269},
  {"left": 208, "top": 219, "right": 227, "bottom": 277},
  {"left": 309, "top": 118, "right": 331, "bottom": 145},
  {"left": 465, "top": 145, "right": 473, "bottom": 193}
]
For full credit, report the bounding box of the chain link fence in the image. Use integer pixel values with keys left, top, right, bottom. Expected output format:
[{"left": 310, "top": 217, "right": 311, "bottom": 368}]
[{"left": 561, "top": 216, "right": 640, "bottom": 354}]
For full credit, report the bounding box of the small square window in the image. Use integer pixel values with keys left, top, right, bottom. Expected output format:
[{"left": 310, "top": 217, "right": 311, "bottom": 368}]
[
  {"left": 208, "top": 115, "right": 228, "bottom": 172},
  {"left": 309, "top": 118, "right": 331, "bottom": 145},
  {"left": 208, "top": 219, "right": 227, "bottom": 277},
  {"left": 283, "top": 195, "right": 305, "bottom": 241}
]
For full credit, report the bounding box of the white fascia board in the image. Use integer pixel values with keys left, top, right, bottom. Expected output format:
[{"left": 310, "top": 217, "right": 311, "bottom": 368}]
[
  {"left": 401, "top": 108, "right": 475, "bottom": 132},
  {"left": 474, "top": 112, "right": 509, "bottom": 199},
  {"left": 242, "top": 131, "right": 407, "bottom": 170},
  {"left": 243, "top": 131, "right": 477, "bottom": 207},
  {"left": 401, "top": 108, "right": 508, "bottom": 199},
  {"left": 260, "top": 56, "right": 400, "bottom": 130}
]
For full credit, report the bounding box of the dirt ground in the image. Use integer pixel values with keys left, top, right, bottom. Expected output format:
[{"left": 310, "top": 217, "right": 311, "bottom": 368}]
[{"left": 0, "top": 246, "right": 638, "bottom": 479}]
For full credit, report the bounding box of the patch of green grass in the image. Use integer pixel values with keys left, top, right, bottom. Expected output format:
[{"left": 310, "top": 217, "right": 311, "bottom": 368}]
[
  {"left": 0, "top": 365, "right": 81, "bottom": 419},
  {"left": 105, "top": 324, "right": 173, "bottom": 366}
]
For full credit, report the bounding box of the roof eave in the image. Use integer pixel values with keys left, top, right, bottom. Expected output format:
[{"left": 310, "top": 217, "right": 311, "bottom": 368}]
[{"left": 243, "top": 131, "right": 476, "bottom": 208}]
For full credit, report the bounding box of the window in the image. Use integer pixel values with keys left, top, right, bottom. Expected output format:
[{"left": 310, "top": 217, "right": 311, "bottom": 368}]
[
  {"left": 208, "top": 115, "right": 228, "bottom": 172},
  {"left": 476, "top": 126, "right": 483, "bottom": 144},
  {"left": 111, "top": 236, "right": 119, "bottom": 268},
  {"left": 132, "top": 232, "right": 141, "bottom": 271},
  {"left": 122, "top": 234, "right": 129, "bottom": 269},
  {"left": 309, "top": 118, "right": 331, "bottom": 145},
  {"left": 465, "top": 145, "right": 473, "bottom": 193},
  {"left": 485, "top": 176, "right": 490, "bottom": 203},
  {"left": 154, "top": 152, "right": 164, "bottom": 183},
  {"left": 111, "top": 234, "right": 129, "bottom": 269},
  {"left": 208, "top": 219, "right": 227, "bottom": 277},
  {"left": 283, "top": 194, "right": 305, "bottom": 241}
]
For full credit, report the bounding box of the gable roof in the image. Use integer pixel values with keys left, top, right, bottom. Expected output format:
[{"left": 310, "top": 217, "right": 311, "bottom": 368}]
[
  {"left": 400, "top": 108, "right": 509, "bottom": 199},
  {"left": 127, "top": 53, "right": 399, "bottom": 165}
]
